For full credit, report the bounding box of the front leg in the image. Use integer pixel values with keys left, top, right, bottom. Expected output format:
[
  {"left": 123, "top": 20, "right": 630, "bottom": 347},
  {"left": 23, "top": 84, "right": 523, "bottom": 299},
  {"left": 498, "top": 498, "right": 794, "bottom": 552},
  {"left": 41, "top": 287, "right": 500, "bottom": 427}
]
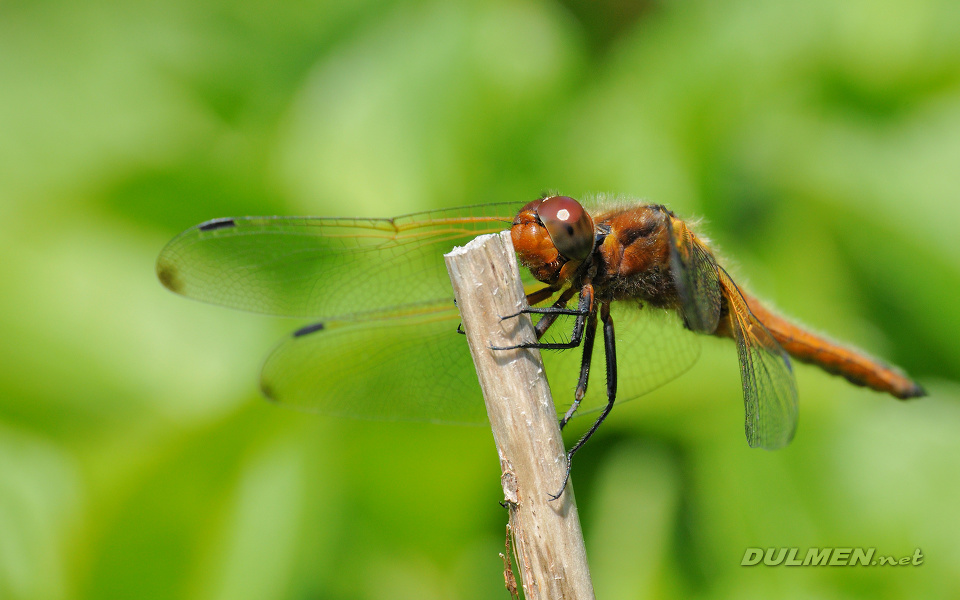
[
  {"left": 525, "top": 285, "right": 560, "bottom": 307},
  {"left": 492, "top": 283, "right": 594, "bottom": 351},
  {"left": 530, "top": 286, "right": 579, "bottom": 340}
]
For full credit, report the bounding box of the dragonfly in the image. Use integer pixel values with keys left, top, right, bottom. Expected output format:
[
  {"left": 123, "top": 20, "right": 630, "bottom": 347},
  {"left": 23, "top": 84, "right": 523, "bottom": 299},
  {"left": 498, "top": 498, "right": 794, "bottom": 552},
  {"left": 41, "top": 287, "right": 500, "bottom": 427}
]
[{"left": 157, "top": 194, "right": 925, "bottom": 497}]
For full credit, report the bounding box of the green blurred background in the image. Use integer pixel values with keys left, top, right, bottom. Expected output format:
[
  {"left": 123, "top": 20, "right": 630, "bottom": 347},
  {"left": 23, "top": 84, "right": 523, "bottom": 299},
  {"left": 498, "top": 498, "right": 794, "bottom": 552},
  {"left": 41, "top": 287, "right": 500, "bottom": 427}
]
[{"left": 2, "top": 0, "right": 959, "bottom": 598}]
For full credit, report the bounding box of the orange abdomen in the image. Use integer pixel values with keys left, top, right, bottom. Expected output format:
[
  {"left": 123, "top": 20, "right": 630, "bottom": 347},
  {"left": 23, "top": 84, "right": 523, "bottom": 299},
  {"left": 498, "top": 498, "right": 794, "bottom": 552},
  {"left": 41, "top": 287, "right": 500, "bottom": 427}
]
[{"left": 744, "top": 295, "right": 925, "bottom": 399}]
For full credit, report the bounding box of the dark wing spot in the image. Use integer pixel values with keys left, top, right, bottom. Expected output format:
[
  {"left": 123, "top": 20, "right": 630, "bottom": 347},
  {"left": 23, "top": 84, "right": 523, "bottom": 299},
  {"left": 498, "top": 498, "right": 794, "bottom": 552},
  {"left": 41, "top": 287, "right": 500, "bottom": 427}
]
[
  {"left": 156, "top": 260, "right": 183, "bottom": 293},
  {"left": 293, "top": 322, "right": 325, "bottom": 337},
  {"left": 199, "top": 218, "right": 236, "bottom": 232},
  {"left": 260, "top": 380, "right": 278, "bottom": 402}
]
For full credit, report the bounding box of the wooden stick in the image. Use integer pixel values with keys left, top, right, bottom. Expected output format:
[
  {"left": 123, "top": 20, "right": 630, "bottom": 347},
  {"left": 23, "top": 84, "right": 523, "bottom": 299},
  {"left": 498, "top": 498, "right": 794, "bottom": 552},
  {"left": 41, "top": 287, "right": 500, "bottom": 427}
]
[{"left": 445, "top": 231, "right": 596, "bottom": 600}]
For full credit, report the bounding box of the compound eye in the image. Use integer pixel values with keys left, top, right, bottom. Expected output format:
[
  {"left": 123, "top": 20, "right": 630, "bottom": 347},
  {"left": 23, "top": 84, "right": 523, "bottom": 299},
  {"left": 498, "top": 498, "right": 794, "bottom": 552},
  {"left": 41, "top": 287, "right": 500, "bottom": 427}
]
[{"left": 537, "top": 196, "right": 595, "bottom": 261}]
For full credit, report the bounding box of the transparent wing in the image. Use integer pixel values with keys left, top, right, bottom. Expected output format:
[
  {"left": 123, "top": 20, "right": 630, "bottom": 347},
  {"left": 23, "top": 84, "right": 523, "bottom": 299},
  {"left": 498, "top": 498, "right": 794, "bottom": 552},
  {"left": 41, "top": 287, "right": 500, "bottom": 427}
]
[
  {"left": 719, "top": 271, "right": 798, "bottom": 449},
  {"left": 667, "top": 216, "right": 722, "bottom": 333},
  {"left": 156, "top": 203, "right": 520, "bottom": 319},
  {"left": 259, "top": 307, "right": 487, "bottom": 424},
  {"left": 536, "top": 299, "right": 702, "bottom": 418},
  {"left": 258, "top": 298, "right": 701, "bottom": 424}
]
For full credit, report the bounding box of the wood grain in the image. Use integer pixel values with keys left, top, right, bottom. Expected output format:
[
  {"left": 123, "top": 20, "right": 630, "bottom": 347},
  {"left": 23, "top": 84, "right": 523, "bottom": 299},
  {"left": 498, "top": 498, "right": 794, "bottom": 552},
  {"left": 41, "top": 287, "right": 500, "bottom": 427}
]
[{"left": 445, "top": 231, "right": 595, "bottom": 600}]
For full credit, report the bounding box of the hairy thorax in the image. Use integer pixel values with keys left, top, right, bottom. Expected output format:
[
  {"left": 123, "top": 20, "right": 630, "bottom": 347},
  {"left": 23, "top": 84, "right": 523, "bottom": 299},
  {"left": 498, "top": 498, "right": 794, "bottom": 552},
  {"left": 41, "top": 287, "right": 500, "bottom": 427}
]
[{"left": 590, "top": 205, "right": 680, "bottom": 309}]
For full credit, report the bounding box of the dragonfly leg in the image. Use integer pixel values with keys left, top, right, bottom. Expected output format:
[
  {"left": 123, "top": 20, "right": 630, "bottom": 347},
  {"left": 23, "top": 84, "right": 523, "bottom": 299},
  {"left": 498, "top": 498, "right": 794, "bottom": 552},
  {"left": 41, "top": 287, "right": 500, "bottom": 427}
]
[
  {"left": 459, "top": 286, "right": 563, "bottom": 335},
  {"left": 526, "top": 285, "right": 560, "bottom": 307},
  {"left": 550, "top": 302, "right": 617, "bottom": 501},
  {"left": 500, "top": 285, "right": 582, "bottom": 322},
  {"left": 460, "top": 286, "right": 564, "bottom": 335},
  {"left": 559, "top": 307, "right": 599, "bottom": 430},
  {"left": 493, "top": 284, "right": 594, "bottom": 351},
  {"left": 531, "top": 286, "right": 579, "bottom": 340}
]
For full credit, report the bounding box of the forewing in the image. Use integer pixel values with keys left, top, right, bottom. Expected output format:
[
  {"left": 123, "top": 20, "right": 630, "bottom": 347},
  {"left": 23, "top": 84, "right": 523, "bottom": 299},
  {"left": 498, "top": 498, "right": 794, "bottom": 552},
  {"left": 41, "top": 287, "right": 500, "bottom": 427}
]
[
  {"left": 260, "top": 307, "right": 487, "bottom": 424},
  {"left": 156, "top": 203, "right": 519, "bottom": 318},
  {"left": 537, "top": 300, "right": 702, "bottom": 418},
  {"left": 720, "top": 272, "right": 798, "bottom": 449},
  {"left": 667, "top": 217, "right": 722, "bottom": 333}
]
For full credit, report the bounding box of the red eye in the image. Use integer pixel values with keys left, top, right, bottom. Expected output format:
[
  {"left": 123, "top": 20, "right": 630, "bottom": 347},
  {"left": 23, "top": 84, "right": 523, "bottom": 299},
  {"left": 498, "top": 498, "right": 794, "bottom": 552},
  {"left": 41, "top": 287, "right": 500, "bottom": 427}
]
[{"left": 537, "top": 196, "right": 595, "bottom": 261}]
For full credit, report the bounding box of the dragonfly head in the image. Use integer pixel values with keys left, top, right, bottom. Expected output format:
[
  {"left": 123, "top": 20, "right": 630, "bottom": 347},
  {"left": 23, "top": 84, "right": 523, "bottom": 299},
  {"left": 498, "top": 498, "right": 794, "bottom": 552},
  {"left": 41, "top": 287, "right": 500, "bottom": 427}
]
[{"left": 511, "top": 196, "right": 596, "bottom": 284}]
